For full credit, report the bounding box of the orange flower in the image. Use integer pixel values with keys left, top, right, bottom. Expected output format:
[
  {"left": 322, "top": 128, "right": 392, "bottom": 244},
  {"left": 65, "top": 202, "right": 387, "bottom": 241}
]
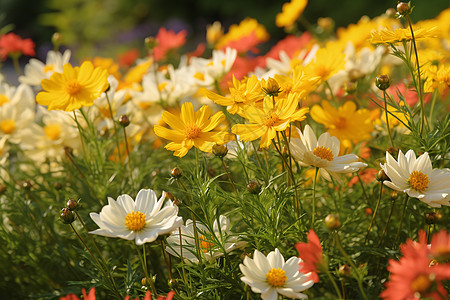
[
  {"left": 0, "top": 32, "right": 35, "bottom": 60},
  {"left": 153, "top": 28, "right": 187, "bottom": 61},
  {"left": 60, "top": 287, "right": 95, "bottom": 300},
  {"left": 295, "top": 229, "right": 323, "bottom": 283}
]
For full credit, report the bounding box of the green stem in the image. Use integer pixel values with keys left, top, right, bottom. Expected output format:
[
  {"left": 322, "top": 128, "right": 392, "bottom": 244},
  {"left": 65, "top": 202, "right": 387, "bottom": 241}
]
[
  {"left": 325, "top": 81, "right": 336, "bottom": 102},
  {"left": 325, "top": 268, "right": 343, "bottom": 299},
  {"left": 105, "top": 93, "right": 122, "bottom": 163},
  {"left": 383, "top": 90, "right": 395, "bottom": 150},
  {"left": 138, "top": 244, "right": 157, "bottom": 296},
  {"left": 378, "top": 198, "right": 396, "bottom": 247},
  {"left": 394, "top": 194, "right": 409, "bottom": 244},
  {"left": 12, "top": 54, "right": 22, "bottom": 76},
  {"left": 365, "top": 183, "right": 383, "bottom": 244},
  {"left": 356, "top": 173, "right": 370, "bottom": 206},
  {"left": 221, "top": 158, "right": 238, "bottom": 195},
  {"left": 428, "top": 89, "right": 438, "bottom": 129},
  {"left": 312, "top": 167, "right": 319, "bottom": 229},
  {"left": 122, "top": 126, "right": 134, "bottom": 187}
]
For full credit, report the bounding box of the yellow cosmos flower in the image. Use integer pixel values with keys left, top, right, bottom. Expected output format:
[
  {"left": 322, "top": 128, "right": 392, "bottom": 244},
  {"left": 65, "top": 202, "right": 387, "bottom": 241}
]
[
  {"left": 37, "top": 61, "right": 109, "bottom": 111},
  {"left": 232, "top": 94, "right": 309, "bottom": 148},
  {"left": 215, "top": 18, "right": 269, "bottom": 49},
  {"left": 369, "top": 26, "right": 440, "bottom": 44},
  {"left": 276, "top": 0, "right": 308, "bottom": 29},
  {"left": 154, "top": 102, "right": 228, "bottom": 157},
  {"left": 203, "top": 75, "right": 265, "bottom": 116},
  {"left": 423, "top": 63, "right": 450, "bottom": 95},
  {"left": 303, "top": 45, "right": 346, "bottom": 84},
  {"left": 91, "top": 56, "right": 121, "bottom": 80},
  {"left": 310, "top": 101, "right": 374, "bottom": 149},
  {"left": 274, "top": 67, "right": 321, "bottom": 101}
]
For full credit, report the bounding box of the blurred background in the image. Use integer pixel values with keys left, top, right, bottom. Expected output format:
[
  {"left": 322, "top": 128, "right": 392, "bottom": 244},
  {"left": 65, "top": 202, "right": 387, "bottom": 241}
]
[{"left": 1, "top": 0, "right": 449, "bottom": 61}]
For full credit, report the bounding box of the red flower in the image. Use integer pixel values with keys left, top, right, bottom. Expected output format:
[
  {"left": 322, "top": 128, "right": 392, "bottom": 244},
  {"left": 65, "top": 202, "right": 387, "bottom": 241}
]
[
  {"left": 153, "top": 28, "right": 187, "bottom": 61},
  {"left": 0, "top": 32, "right": 35, "bottom": 61},
  {"left": 118, "top": 49, "right": 140, "bottom": 68},
  {"left": 381, "top": 231, "right": 450, "bottom": 300},
  {"left": 60, "top": 287, "right": 96, "bottom": 300},
  {"left": 295, "top": 229, "right": 323, "bottom": 283},
  {"left": 348, "top": 168, "right": 377, "bottom": 188},
  {"left": 124, "top": 290, "right": 175, "bottom": 300}
]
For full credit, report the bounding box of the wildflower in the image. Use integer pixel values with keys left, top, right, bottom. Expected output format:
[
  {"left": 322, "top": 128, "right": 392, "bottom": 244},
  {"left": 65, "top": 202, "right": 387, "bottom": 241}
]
[
  {"left": 154, "top": 102, "right": 228, "bottom": 157},
  {"left": 91, "top": 56, "right": 121, "bottom": 80},
  {"left": 369, "top": 26, "right": 440, "bottom": 44},
  {"left": 117, "top": 48, "right": 140, "bottom": 68},
  {"left": 289, "top": 125, "right": 367, "bottom": 181},
  {"left": 232, "top": 93, "right": 309, "bottom": 148},
  {"left": 295, "top": 229, "right": 323, "bottom": 283},
  {"left": 153, "top": 28, "right": 187, "bottom": 61},
  {"left": 89, "top": 189, "right": 183, "bottom": 245},
  {"left": 36, "top": 61, "right": 109, "bottom": 111},
  {"left": 0, "top": 32, "right": 35, "bottom": 60},
  {"left": 124, "top": 290, "right": 175, "bottom": 300},
  {"left": 423, "top": 63, "right": 450, "bottom": 95},
  {"left": 380, "top": 150, "right": 450, "bottom": 207},
  {"left": 303, "top": 45, "right": 346, "bottom": 84},
  {"left": 165, "top": 216, "right": 245, "bottom": 263},
  {"left": 60, "top": 287, "right": 96, "bottom": 300},
  {"left": 206, "top": 21, "right": 224, "bottom": 45},
  {"left": 276, "top": 0, "right": 308, "bottom": 29},
  {"left": 429, "top": 229, "right": 450, "bottom": 263},
  {"left": 310, "top": 101, "right": 374, "bottom": 149},
  {"left": 240, "top": 248, "right": 314, "bottom": 300}
]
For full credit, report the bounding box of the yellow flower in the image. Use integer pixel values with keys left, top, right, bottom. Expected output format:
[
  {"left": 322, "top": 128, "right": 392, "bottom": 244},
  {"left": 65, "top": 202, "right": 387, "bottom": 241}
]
[
  {"left": 206, "top": 21, "right": 224, "bottom": 45},
  {"left": 310, "top": 101, "right": 374, "bottom": 149},
  {"left": 369, "top": 26, "right": 440, "bottom": 44},
  {"left": 232, "top": 94, "right": 309, "bottom": 148},
  {"left": 276, "top": 0, "right": 308, "bottom": 29},
  {"left": 91, "top": 57, "right": 121, "bottom": 80},
  {"left": 274, "top": 67, "right": 321, "bottom": 100},
  {"left": 154, "top": 102, "right": 228, "bottom": 157},
  {"left": 203, "top": 75, "right": 265, "bottom": 116},
  {"left": 303, "top": 45, "right": 346, "bottom": 84},
  {"left": 215, "top": 18, "right": 269, "bottom": 49},
  {"left": 423, "top": 63, "right": 450, "bottom": 95},
  {"left": 37, "top": 61, "right": 109, "bottom": 111}
]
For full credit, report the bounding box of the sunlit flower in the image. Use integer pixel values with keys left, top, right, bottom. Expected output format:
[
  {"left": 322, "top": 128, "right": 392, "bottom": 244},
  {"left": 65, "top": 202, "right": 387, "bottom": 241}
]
[
  {"left": 19, "top": 50, "right": 72, "bottom": 87},
  {"left": 0, "top": 32, "right": 35, "bottom": 60},
  {"left": 89, "top": 189, "right": 183, "bottom": 245},
  {"left": 302, "top": 45, "right": 346, "bottom": 84},
  {"left": 215, "top": 18, "right": 269, "bottom": 52},
  {"left": 91, "top": 56, "right": 121, "bottom": 80},
  {"left": 0, "top": 101, "right": 35, "bottom": 144},
  {"left": 380, "top": 150, "right": 450, "bottom": 207},
  {"left": 153, "top": 28, "right": 187, "bottom": 61},
  {"left": 429, "top": 229, "right": 450, "bottom": 263},
  {"left": 37, "top": 61, "right": 109, "bottom": 111},
  {"left": 154, "top": 102, "right": 228, "bottom": 157},
  {"left": 289, "top": 125, "right": 367, "bottom": 181},
  {"left": 295, "top": 229, "right": 323, "bottom": 283},
  {"left": 240, "top": 248, "right": 314, "bottom": 300},
  {"left": 276, "top": 0, "right": 308, "bottom": 29},
  {"left": 370, "top": 26, "right": 440, "bottom": 44},
  {"left": 423, "top": 63, "right": 450, "bottom": 95},
  {"left": 166, "top": 215, "right": 245, "bottom": 263},
  {"left": 206, "top": 21, "right": 224, "bottom": 45},
  {"left": 232, "top": 94, "right": 309, "bottom": 148}
]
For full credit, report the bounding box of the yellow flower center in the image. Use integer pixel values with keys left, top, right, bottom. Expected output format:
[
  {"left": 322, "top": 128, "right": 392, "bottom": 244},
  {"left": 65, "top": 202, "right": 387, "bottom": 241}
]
[
  {"left": 65, "top": 79, "right": 82, "bottom": 95},
  {"left": 335, "top": 117, "right": 347, "bottom": 129},
  {"left": 313, "top": 146, "right": 334, "bottom": 161},
  {"left": 44, "top": 124, "right": 61, "bottom": 140},
  {"left": 125, "top": 211, "right": 146, "bottom": 231},
  {"left": 0, "top": 119, "right": 15, "bottom": 134},
  {"left": 185, "top": 124, "right": 201, "bottom": 139},
  {"left": 0, "top": 94, "right": 9, "bottom": 106},
  {"left": 263, "top": 111, "right": 279, "bottom": 127},
  {"left": 314, "top": 65, "right": 330, "bottom": 79},
  {"left": 193, "top": 72, "right": 205, "bottom": 81},
  {"left": 408, "top": 171, "right": 430, "bottom": 192},
  {"left": 410, "top": 274, "right": 432, "bottom": 294},
  {"left": 266, "top": 268, "right": 287, "bottom": 287},
  {"left": 200, "top": 234, "right": 215, "bottom": 253},
  {"left": 43, "top": 64, "right": 55, "bottom": 73},
  {"left": 158, "top": 82, "right": 168, "bottom": 92},
  {"left": 138, "top": 101, "right": 152, "bottom": 110}
]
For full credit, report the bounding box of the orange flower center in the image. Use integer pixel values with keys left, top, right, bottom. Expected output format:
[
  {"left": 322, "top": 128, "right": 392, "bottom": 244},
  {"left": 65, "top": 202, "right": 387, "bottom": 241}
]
[
  {"left": 335, "top": 117, "right": 347, "bottom": 129},
  {"left": 410, "top": 274, "right": 432, "bottom": 294},
  {"left": 125, "top": 211, "right": 146, "bottom": 231},
  {"left": 408, "top": 171, "right": 429, "bottom": 192},
  {"left": 44, "top": 124, "right": 61, "bottom": 140},
  {"left": 266, "top": 268, "right": 287, "bottom": 287},
  {"left": 313, "top": 146, "right": 334, "bottom": 161},
  {"left": 65, "top": 79, "right": 82, "bottom": 95},
  {"left": 185, "top": 124, "right": 201, "bottom": 139},
  {"left": 263, "top": 111, "right": 279, "bottom": 127},
  {"left": 0, "top": 119, "right": 15, "bottom": 134},
  {"left": 0, "top": 94, "right": 9, "bottom": 106},
  {"left": 200, "top": 234, "right": 215, "bottom": 253}
]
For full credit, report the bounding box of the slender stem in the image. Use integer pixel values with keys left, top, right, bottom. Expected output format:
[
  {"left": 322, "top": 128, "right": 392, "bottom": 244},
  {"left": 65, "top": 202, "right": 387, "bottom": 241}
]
[
  {"left": 138, "top": 244, "right": 157, "bottom": 296},
  {"left": 178, "top": 227, "right": 188, "bottom": 286},
  {"left": 365, "top": 183, "right": 383, "bottom": 244},
  {"left": 214, "top": 79, "right": 222, "bottom": 95},
  {"left": 312, "top": 167, "right": 319, "bottom": 229},
  {"left": 356, "top": 173, "right": 370, "bottom": 206},
  {"left": 394, "top": 194, "right": 409, "bottom": 245},
  {"left": 105, "top": 93, "right": 122, "bottom": 163},
  {"left": 406, "top": 15, "right": 426, "bottom": 134},
  {"left": 221, "top": 158, "right": 238, "bottom": 195},
  {"left": 426, "top": 224, "right": 431, "bottom": 244},
  {"left": 378, "top": 198, "right": 396, "bottom": 247},
  {"left": 160, "top": 239, "right": 173, "bottom": 282},
  {"left": 122, "top": 126, "right": 134, "bottom": 186},
  {"left": 12, "top": 55, "right": 22, "bottom": 76},
  {"left": 428, "top": 89, "right": 438, "bottom": 129},
  {"left": 325, "top": 81, "right": 336, "bottom": 102},
  {"left": 325, "top": 268, "right": 343, "bottom": 299},
  {"left": 75, "top": 211, "right": 106, "bottom": 264},
  {"left": 383, "top": 90, "right": 395, "bottom": 150},
  {"left": 281, "top": 131, "right": 302, "bottom": 217}
]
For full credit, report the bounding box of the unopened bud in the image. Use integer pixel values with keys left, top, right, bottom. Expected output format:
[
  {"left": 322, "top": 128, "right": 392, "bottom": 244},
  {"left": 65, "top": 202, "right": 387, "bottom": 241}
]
[
  {"left": 376, "top": 169, "right": 390, "bottom": 182},
  {"left": 22, "top": 180, "right": 32, "bottom": 191},
  {"left": 396, "top": 2, "right": 411, "bottom": 16},
  {"left": 317, "top": 17, "right": 334, "bottom": 33},
  {"left": 385, "top": 8, "right": 397, "bottom": 18},
  {"left": 170, "top": 167, "right": 182, "bottom": 179},
  {"left": 64, "top": 146, "right": 73, "bottom": 155},
  {"left": 60, "top": 207, "right": 75, "bottom": 224},
  {"left": 390, "top": 190, "right": 399, "bottom": 200},
  {"left": 118, "top": 114, "right": 130, "bottom": 127},
  {"left": 325, "top": 214, "right": 340, "bottom": 230},
  {"left": 0, "top": 184, "right": 6, "bottom": 195},
  {"left": 66, "top": 199, "right": 79, "bottom": 211},
  {"left": 166, "top": 192, "right": 180, "bottom": 206},
  {"left": 339, "top": 264, "right": 351, "bottom": 277},
  {"left": 262, "top": 77, "right": 281, "bottom": 97},
  {"left": 145, "top": 37, "right": 158, "bottom": 50},
  {"left": 375, "top": 74, "right": 391, "bottom": 91},
  {"left": 425, "top": 212, "right": 437, "bottom": 225},
  {"left": 212, "top": 144, "right": 228, "bottom": 158},
  {"left": 344, "top": 82, "right": 357, "bottom": 95},
  {"left": 53, "top": 182, "right": 63, "bottom": 190},
  {"left": 246, "top": 179, "right": 261, "bottom": 194},
  {"left": 141, "top": 277, "right": 148, "bottom": 286},
  {"left": 364, "top": 207, "right": 373, "bottom": 216},
  {"left": 51, "top": 32, "right": 62, "bottom": 49}
]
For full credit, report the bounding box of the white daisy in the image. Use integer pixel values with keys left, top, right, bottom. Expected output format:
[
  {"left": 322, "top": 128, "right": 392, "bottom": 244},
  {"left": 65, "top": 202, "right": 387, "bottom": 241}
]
[
  {"left": 240, "top": 248, "right": 314, "bottom": 300},
  {"left": 89, "top": 189, "right": 183, "bottom": 245},
  {"left": 165, "top": 215, "right": 246, "bottom": 263},
  {"left": 289, "top": 125, "right": 367, "bottom": 181},
  {"left": 380, "top": 150, "right": 450, "bottom": 207}
]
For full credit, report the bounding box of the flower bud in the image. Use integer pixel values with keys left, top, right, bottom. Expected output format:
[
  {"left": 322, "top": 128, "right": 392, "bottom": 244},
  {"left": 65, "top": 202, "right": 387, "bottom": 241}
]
[
  {"left": 206, "top": 21, "right": 224, "bottom": 45},
  {"left": 60, "top": 207, "right": 75, "bottom": 224},
  {"left": 376, "top": 169, "right": 390, "bottom": 182},
  {"left": 53, "top": 182, "right": 63, "bottom": 190},
  {"left": 145, "top": 37, "right": 158, "bottom": 50},
  {"left": 212, "top": 144, "right": 228, "bottom": 158},
  {"left": 375, "top": 74, "right": 391, "bottom": 91},
  {"left": 396, "top": 2, "right": 411, "bottom": 16},
  {"left": 338, "top": 264, "right": 351, "bottom": 277},
  {"left": 325, "top": 214, "right": 340, "bottom": 230},
  {"left": 51, "top": 32, "right": 62, "bottom": 49},
  {"left": 344, "top": 82, "right": 357, "bottom": 95},
  {"left": 246, "top": 179, "right": 261, "bottom": 194},
  {"left": 390, "top": 190, "right": 399, "bottom": 200},
  {"left": 170, "top": 167, "right": 182, "bottom": 179},
  {"left": 317, "top": 17, "right": 334, "bottom": 34},
  {"left": 261, "top": 78, "right": 281, "bottom": 97},
  {"left": 385, "top": 8, "right": 397, "bottom": 18},
  {"left": 425, "top": 212, "right": 437, "bottom": 225},
  {"left": 118, "top": 114, "right": 130, "bottom": 127},
  {"left": 22, "top": 180, "right": 32, "bottom": 191},
  {"left": 364, "top": 207, "right": 373, "bottom": 216},
  {"left": 66, "top": 199, "right": 79, "bottom": 211},
  {"left": 166, "top": 192, "right": 180, "bottom": 206}
]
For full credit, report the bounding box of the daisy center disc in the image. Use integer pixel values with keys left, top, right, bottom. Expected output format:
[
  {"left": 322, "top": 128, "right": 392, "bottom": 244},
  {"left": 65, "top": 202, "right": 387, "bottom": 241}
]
[
  {"left": 125, "top": 211, "right": 146, "bottom": 231},
  {"left": 313, "top": 146, "right": 334, "bottom": 161},
  {"left": 65, "top": 79, "right": 82, "bottom": 95},
  {"left": 0, "top": 119, "right": 15, "bottom": 134},
  {"left": 408, "top": 171, "right": 429, "bottom": 192},
  {"left": 266, "top": 268, "right": 287, "bottom": 287},
  {"left": 263, "top": 111, "right": 279, "bottom": 127},
  {"left": 185, "top": 124, "right": 201, "bottom": 139},
  {"left": 410, "top": 274, "right": 432, "bottom": 294}
]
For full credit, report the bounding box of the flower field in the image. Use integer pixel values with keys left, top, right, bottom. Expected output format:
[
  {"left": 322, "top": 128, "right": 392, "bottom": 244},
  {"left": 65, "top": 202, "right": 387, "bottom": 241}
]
[{"left": 0, "top": 1, "right": 449, "bottom": 299}]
